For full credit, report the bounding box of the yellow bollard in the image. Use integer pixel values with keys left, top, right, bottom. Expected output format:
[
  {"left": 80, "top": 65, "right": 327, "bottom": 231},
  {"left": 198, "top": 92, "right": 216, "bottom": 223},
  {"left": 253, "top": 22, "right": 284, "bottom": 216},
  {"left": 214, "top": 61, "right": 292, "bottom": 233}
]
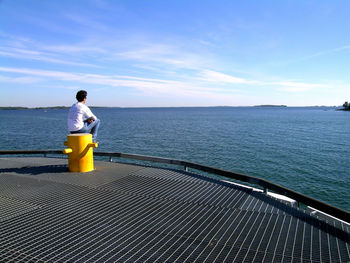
[{"left": 62, "top": 133, "right": 98, "bottom": 172}]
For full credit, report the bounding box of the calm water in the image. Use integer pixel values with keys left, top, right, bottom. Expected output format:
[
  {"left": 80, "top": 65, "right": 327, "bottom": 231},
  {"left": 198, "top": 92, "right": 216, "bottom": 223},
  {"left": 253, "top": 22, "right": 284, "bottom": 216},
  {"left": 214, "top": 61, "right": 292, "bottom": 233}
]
[{"left": 1, "top": 107, "right": 349, "bottom": 211}]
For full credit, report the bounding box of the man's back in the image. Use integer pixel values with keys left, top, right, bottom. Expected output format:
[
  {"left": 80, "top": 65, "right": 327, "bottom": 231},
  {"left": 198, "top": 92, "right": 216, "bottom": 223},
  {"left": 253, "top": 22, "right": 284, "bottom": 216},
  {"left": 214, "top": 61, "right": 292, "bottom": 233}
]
[
  {"left": 68, "top": 90, "right": 100, "bottom": 142},
  {"left": 68, "top": 102, "right": 95, "bottom": 132}
]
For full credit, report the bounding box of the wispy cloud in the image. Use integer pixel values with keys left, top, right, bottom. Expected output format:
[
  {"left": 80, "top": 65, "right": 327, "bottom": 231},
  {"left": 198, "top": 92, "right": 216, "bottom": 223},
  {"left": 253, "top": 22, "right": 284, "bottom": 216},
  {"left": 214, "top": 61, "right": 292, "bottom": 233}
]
[
  {"left": 0, "top": 67, "right": 86, "bottom": 81},
  {"left": 0, "top": 66, "right": 207, "bottom": 96},
  {"left": 116, "top": 43, "right": 210, "bottom": 70},
  {"left": 199, "top": 70, "right": 252, "bottom": 84},
  {"left": 278, "top": 45, "right": 350, "bottom": 66},
  {"left": 272, "top": 81, "right": 329, "bottom": 92},
  {"left": 0, "top": 66, "right": 329, "bottom": 99},
  {"left": 0, "top": 32, "right": 101, "bottom": 67},
  {"left": 0, "top": 75, "right": 43, "bottom": 84},
  {"left": 0, "top": 48, "right": 99, "bottom": 67},
  {"left": 64, "top": 13, "right": 111, "bottom": 32},
  {"left": 0, "top": 31, "right": 106, "bottom": 67},
  {"left": 197, "top": 70, "right": 329, "bottom": 93},
  {"left": 1, "top": 30, "right": 209, "bottom": 72},
  {"left": 41, "top": 45, "right": 106, "bottom": 54},
  {"left": 301, "top": 45, "right": 350, "bottom": 61}
]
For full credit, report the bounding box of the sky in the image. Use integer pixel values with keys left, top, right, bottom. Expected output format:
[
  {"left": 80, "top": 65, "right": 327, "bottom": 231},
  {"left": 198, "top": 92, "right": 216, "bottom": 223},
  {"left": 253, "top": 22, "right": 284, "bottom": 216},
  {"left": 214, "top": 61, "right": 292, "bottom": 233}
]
[{"left": 0, "top": 0, "right": 349, "bottom": 107}]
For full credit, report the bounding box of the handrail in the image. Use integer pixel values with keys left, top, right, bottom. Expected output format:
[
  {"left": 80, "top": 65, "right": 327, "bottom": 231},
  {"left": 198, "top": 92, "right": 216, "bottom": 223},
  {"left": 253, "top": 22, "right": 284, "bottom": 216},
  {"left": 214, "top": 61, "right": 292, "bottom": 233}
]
[{"left": 0, "top": 149, "right": 349, "bottom": 223}]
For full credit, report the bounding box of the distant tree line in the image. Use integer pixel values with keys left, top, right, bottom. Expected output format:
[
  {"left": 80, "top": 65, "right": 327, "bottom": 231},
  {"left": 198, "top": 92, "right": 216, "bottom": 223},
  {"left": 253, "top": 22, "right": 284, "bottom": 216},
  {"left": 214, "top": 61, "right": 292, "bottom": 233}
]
[{"left": 343, "top": 101, "right": 350, "bottom": 111}]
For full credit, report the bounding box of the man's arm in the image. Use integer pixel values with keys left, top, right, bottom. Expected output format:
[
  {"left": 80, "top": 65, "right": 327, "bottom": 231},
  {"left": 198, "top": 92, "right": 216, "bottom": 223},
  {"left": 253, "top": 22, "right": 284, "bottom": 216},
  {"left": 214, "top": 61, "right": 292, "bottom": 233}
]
[{"left": 83, "top": 105, "right": 97, "bottom": 123}]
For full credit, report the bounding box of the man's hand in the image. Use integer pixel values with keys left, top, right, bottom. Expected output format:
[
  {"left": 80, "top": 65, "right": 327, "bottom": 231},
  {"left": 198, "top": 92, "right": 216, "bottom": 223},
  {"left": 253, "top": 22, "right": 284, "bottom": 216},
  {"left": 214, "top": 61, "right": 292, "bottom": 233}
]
[{"left": 86, "top": 117, "right": 94, "bottom": 123}]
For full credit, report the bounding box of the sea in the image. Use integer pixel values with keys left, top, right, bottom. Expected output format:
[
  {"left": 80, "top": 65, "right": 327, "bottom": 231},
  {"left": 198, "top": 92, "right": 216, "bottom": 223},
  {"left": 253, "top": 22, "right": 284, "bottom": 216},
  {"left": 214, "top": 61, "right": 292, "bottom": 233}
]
[{"left": 1, "top": 106, "right": 349, "bottom": 212}]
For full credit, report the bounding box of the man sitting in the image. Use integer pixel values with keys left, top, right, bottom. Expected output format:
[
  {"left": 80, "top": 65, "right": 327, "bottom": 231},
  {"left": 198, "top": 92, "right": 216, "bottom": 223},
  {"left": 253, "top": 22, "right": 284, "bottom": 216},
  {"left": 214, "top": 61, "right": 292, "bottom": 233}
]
[{"left": 68, "top": 90, "right": 100, "bottom": 142}]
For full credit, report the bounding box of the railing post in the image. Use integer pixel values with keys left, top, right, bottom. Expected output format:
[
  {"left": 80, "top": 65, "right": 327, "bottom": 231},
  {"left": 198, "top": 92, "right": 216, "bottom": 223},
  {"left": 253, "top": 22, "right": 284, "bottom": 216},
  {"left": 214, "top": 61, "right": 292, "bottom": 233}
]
[{"left": 264, "top": 187, "right": 268, "bottom": 194}]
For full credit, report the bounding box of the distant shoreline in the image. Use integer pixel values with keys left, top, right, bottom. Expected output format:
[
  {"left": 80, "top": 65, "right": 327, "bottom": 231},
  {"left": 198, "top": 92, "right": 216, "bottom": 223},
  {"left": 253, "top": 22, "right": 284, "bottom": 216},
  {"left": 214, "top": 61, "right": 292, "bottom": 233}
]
[
  {"left": 0, "top": 105, "right": 341, "bottom": 110},
  {"left": 253, "top": 105, "right": 287, "bottom": 107},
  {"left": 0, "top": 106, "right": 105, "bottom": 110}
]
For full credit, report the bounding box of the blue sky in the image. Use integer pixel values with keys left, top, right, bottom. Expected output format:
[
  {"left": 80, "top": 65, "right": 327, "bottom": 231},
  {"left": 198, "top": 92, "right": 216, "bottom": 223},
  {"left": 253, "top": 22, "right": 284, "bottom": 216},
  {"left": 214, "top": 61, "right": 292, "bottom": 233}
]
[{"left": 0, "top": 0, "right": 349, "bottom": 107}]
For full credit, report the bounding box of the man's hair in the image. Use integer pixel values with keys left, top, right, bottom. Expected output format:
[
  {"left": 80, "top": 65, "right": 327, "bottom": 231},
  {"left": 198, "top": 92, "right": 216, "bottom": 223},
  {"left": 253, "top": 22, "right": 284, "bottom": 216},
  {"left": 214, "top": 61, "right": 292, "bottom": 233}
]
[{"left": 76, "top": 90, "right": 87, "bottom": 102}]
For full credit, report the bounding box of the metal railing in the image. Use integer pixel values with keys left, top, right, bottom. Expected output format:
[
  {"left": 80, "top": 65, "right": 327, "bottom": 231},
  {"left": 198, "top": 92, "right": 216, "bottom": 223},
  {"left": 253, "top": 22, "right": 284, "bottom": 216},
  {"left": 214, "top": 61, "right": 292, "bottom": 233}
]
[{"left": 1, "top": 149, "right": 349, "bottom": 224}]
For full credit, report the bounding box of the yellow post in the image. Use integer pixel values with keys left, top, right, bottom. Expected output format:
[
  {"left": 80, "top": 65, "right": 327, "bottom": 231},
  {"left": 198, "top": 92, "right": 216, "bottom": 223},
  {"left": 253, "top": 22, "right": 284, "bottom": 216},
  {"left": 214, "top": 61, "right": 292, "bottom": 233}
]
[{"left": 62, "top": 133, "right": 98, "bottom": 172}]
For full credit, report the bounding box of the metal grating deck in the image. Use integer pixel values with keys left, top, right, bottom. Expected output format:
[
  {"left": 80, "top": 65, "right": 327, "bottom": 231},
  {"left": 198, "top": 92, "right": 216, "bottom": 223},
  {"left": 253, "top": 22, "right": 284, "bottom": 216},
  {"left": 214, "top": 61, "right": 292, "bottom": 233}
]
[{"left": 0, "top": 157, "right": 349, "bottom": 262}]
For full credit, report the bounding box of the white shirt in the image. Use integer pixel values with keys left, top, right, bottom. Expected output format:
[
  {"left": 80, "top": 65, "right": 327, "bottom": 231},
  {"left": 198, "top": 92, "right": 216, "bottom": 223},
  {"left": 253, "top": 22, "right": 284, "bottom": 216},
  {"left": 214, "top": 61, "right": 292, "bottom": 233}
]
[{"left": 67, "top": 102, "right": 97, "bottom": 131}]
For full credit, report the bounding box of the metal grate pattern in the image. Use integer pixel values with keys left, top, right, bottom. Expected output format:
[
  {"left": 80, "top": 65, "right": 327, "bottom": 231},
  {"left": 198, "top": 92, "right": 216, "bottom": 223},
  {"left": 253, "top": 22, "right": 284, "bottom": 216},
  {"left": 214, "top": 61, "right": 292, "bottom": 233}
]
[
  {"left": 100, "top": 174, "right": 250, "bottom": 210},
  {"left": 129, "top": 167, "right": 210, "bottom": 183},
  {"left": 0, "top": 157, "right": 349, "bottom": 262},
  {"left": 33, "top": 162, "right": 143, "bottom": 188},
  {"left": 0, "top": 196, "right": 40, "bottom": 221}
]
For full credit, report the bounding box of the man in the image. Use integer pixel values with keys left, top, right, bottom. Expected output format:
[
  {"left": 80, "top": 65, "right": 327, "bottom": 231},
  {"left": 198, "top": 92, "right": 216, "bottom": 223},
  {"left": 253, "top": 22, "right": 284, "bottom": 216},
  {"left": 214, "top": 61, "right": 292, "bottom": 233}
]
[{"left": 68, "top": 90, "right": 100, "bottom": 142}]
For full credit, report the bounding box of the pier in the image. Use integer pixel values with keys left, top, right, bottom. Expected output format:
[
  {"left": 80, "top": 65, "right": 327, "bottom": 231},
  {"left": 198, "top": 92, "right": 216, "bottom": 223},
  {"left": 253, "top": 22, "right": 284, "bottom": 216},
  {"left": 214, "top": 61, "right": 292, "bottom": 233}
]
[{"left": 0, "top": 155, "right": 349, "bottom": 262}]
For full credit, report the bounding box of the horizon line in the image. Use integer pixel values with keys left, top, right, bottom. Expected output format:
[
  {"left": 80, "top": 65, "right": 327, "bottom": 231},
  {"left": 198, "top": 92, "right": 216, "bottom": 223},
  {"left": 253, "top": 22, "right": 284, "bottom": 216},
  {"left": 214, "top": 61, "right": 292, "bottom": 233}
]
[{"left": 0, "top": 105, "right": 342, "bottom": 110}]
